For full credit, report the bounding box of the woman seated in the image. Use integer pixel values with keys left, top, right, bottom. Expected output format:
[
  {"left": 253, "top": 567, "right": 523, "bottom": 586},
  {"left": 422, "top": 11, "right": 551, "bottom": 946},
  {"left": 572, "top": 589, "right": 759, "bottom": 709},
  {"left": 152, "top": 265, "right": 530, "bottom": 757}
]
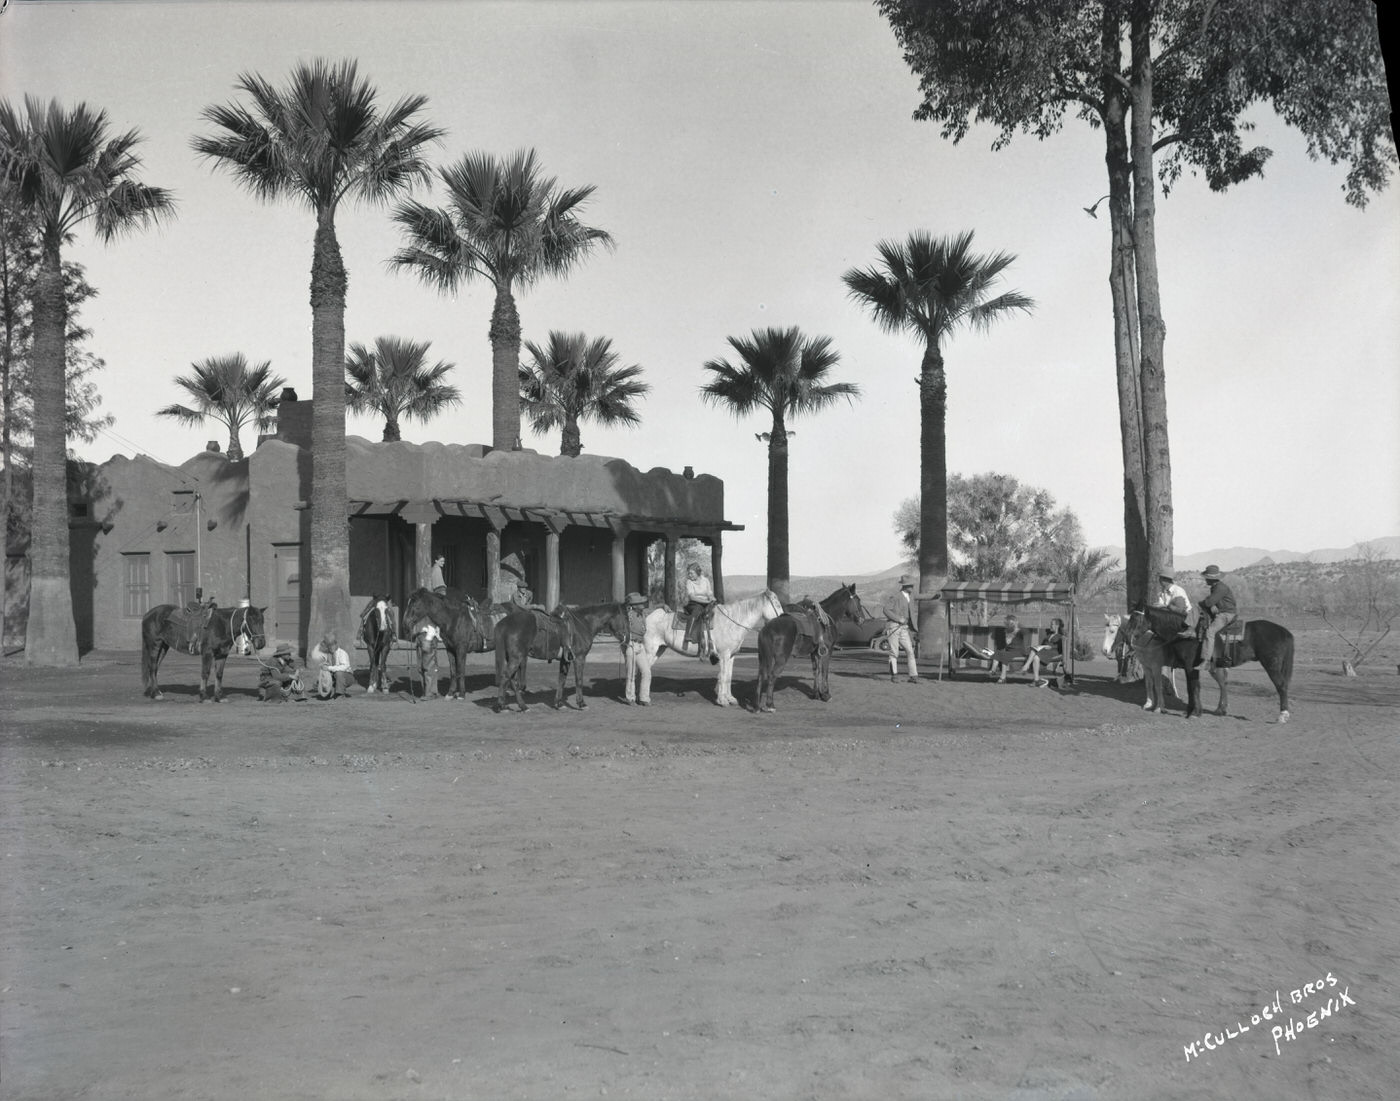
[
  {"left": 1019, "top": 616, "right": 1067, "bottom": 687},
  {"left": 990, "top": 614, "right": 1032, "bottom": 683}
]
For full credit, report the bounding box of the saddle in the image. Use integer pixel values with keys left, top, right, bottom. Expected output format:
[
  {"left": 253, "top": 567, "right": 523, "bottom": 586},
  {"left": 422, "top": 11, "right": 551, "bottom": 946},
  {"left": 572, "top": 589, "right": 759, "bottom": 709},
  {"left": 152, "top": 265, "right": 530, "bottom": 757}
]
[
  {"left": 783, "top": 600, "right": 832, "bottom": 651},
  {"left": 179, "top": 600, "right": 217, "bottom": 653}
]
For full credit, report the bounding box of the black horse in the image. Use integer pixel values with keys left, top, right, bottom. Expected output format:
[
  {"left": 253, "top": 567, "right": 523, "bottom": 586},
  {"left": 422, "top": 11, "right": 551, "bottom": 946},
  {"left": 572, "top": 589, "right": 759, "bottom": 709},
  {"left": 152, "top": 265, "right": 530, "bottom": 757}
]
[
  {"left": 549, "top": 602, "right": 631, "bottom": 710},
  {"left": 402, "top": 588, "right": 488, "bottom": 699},
  {"left": 493, "top": 607, "right": 538, "bottom": 712},
  {"left": 141, "top": 603, "right": 267, "bottom": 702},
  {"left": 754, "top": 584, "right": 866, "bottom": 713},
  {"left": 359, "top": 594, "right": 399, "bottom": 694},
  {"left": 1129, "top": 605, "right": 1294, "bottom": 722}
]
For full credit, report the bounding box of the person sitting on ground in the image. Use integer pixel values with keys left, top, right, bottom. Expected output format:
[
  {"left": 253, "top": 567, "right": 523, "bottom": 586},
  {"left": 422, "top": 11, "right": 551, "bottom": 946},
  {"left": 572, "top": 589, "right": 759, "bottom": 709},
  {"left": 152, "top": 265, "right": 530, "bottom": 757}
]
[
  {"left": 309, "top": 630, "right": 354, "bottom": 699},
  {"left": 258, "top": 643, "right": 305, "bottom": 702},
  {"left": 1019, "top": 616, "right": 1066, "bottom": 687},
  {"left": 1197, "top": 564, "right": 1238, "bottom": 670},
  {"left": 990, "top": 614, "right": 1032, "bottom": 684},
  {"left": 682, "top": 563, "right": 715, "bottom": 656}
]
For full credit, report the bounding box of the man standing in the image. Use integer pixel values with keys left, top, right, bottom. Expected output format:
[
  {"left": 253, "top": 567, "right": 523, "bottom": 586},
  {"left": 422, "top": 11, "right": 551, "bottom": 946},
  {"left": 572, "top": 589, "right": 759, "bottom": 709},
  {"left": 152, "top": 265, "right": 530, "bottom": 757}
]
[
  {"left": 620, "top": 591, "right": 652, "bottom": 705},
  {"left": 882, "top": 575, "right": 919, "bottom": 684},
  {"left": 1197, "top": 565, "right": 1238, "bottom": 671}
]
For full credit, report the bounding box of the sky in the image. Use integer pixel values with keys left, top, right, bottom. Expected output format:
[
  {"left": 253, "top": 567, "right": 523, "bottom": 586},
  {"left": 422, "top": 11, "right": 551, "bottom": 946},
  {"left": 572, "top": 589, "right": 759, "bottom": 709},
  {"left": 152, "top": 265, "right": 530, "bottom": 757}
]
[{"left": 5, "top": 0, "right": 1399, "bottom": 577}]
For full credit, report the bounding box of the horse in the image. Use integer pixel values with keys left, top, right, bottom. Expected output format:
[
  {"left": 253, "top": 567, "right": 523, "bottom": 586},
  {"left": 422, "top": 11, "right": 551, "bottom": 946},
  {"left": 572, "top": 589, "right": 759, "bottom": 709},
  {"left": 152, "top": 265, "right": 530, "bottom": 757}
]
[
  {"left": 359, "top": 595, "right": 399, "bottom": 694},
  {"left": 401, "top": 588, "right": 488, "bottom": 699},
  {"left": 141, "top": 603, "right": 267, "bottom": 702},
  {"left": 754, "top": 584, "right": 867, "bottom": 713},
  {"left": 631, "top": 590, "right": 786, "bottom": 707},
  {"left": 1104, "top": 611, "right": 1181, "bottom": 700},
  {"left": 1119, "top": 606, "right": 1294, "bottom": 722},
  {"left": 493, "top": 607, "right": 538, "bottom": 712},
  {"left": 549, "top": 602, "right": 632, "bottom": 710}
]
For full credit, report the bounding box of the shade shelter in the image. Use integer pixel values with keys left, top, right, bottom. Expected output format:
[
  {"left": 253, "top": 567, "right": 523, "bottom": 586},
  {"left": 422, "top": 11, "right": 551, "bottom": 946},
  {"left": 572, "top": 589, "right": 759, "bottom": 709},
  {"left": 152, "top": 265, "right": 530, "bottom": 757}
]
[{"left": 941, "top": 581, "right": 1076, "bottom": 681}]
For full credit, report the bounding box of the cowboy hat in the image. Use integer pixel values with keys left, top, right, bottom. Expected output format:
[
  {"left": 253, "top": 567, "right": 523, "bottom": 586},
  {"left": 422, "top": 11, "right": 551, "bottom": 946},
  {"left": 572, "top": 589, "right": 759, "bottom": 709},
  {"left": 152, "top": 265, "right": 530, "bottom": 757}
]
[
  {"left": 898, "top": 575, "right": 914, "bottom": 589},
  {"left": 1202, "top": 565, "right": 1222, "bottom": 580},
  {"left": 624, "top": 591, "right": 647, "bottom": 605},
  {"left": 1157, "top": 569, "right": 1174, "bottom": 582},
  {"left": 273, "top": 643, "right": 293, "bottom": 658}
]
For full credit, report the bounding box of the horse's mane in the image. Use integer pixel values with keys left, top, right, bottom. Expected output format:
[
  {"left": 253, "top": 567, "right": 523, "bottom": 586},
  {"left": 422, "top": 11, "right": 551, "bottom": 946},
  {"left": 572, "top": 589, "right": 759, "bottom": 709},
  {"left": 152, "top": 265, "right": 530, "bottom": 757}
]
[{"left": 725, "top": 589, "right": 780, "bottom": 615}]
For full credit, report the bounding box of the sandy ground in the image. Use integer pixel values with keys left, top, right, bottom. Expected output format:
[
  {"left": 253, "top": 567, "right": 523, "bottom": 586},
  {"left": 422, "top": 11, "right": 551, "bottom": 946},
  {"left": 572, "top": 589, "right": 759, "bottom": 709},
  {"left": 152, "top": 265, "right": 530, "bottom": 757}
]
[{"left": 2, "top": 634, "right": 1398, "bottom": 1101}]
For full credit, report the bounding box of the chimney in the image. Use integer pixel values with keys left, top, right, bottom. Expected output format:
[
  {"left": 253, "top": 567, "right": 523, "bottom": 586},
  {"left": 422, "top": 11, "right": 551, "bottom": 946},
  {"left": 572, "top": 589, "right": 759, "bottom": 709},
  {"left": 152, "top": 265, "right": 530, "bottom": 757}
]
[{"left": 207, "top": 440, "right": 221, "bottom": 453}]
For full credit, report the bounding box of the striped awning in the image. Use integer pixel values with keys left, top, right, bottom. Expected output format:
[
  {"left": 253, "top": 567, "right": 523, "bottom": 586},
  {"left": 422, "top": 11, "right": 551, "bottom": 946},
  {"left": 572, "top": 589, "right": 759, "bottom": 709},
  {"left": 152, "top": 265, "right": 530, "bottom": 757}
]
[{"left": 940, "top": 581, "right": 1075, "bottom": 604}]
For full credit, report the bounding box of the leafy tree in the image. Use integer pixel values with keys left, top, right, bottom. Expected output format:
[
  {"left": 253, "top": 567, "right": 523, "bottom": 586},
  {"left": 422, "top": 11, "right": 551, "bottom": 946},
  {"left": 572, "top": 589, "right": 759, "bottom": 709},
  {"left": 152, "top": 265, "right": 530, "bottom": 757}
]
[
  {"left": 700, "top": 326, "right": 858, "bottom": 602},
  {"left": 518, "top": 330, "right": 649, "bottom": 457},
  {"left": 843, "top": 230, "right": 1032, "bottom": 642},
  {"left": 156, "top": 353, "right": 287, "bottom": 460},
  {"left": 895, "top": 473, "right": 1080, "bottom": 582},
  {"left": 344, "top": 335, "right": 461, "bottom": 443},
  {"left": 875, "top": 0, "right": 1394, "bottom": 609},
  {"left": 193, "top": 60, "right": 442, "bottom": 646},
  {"left": 1, "top": 97, "right": 174, "bottom": 665},
  {"left": 391, "top": 149, "right": 614, "bottom": 452}
]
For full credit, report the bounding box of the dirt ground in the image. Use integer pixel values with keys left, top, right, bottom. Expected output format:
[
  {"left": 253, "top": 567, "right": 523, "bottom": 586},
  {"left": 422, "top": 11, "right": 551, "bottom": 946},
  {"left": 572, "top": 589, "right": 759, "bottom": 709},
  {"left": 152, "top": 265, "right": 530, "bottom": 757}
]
[{"left": 2, "top": 632, "right": 1397, "bottom": 1101}]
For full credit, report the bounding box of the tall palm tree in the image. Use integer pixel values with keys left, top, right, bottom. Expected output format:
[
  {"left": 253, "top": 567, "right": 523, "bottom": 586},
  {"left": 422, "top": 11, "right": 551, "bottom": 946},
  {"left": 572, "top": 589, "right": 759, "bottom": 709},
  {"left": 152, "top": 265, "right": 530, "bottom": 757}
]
[
  {"left": 391, "top": 149, "right": 614, "bottom": 452},
  {"left": 843, "top": 230, "right": 1032, "bottom": 642},
  {"left": 700, "top": 327, "right": 858, "bottom": 602},
  {"left": 518, "top": 330, "right": 649, "bottom": 457},
  {"left": 344, "top": 335, "right": 461, "bottom": 442},
  {"left": 156, "top": 353, "right": 286, "bottom": 460},
  {"left": 193, "top": 60, "right": 442, "bottom": 647},
  {"left": 0, "top": 97, "right": 174, "bottom": 665}
]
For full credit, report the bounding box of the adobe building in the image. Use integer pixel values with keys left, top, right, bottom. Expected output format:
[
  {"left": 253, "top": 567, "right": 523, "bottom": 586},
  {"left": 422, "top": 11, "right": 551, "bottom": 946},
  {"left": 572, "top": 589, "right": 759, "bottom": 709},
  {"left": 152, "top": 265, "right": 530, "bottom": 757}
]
[{"left": 67, "top": 395, "right": 742, "bottom": 651}]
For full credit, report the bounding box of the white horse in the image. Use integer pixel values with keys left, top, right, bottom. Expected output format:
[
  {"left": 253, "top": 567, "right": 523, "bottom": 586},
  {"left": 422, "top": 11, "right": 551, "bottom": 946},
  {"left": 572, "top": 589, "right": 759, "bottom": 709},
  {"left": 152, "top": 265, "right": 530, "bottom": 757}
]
[
  {"left": 629, "top": 590, "right": 785, "bottom": 707},
  {"left": 1104, "top": 612, "right": 1180, "bottom": 701}
]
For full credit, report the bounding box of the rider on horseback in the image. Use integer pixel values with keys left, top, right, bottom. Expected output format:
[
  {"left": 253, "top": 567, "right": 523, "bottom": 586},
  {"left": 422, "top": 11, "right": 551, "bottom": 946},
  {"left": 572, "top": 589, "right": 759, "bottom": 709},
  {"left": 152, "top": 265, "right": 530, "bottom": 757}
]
[
  {"left": 1197, "top": 565, "right": 1238, "bottom": 671},
  {"left": 682, "top": 563, "right": 715, "bottom": 658}
]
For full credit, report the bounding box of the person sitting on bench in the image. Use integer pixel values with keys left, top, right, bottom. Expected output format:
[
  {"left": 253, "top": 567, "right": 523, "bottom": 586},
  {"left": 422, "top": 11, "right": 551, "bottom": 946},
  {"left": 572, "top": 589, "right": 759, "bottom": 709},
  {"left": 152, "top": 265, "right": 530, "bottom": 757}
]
[{"left": 1020, "top": 616, "right": 1067, "bottom": 687}]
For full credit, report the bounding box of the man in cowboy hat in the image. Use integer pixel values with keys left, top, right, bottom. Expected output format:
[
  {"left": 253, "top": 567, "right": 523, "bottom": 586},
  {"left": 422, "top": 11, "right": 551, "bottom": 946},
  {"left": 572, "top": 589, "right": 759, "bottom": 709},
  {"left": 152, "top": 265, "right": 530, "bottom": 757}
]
[
  {"left": 258, "top": 642, "right": 304, "bottom": 702},
  {"left": 1153, "top": 568, "right": 1191, "bottom": 616},
  {"left": 1197, "top": 565, "right": 1237, "bottom": 670},
  {"left": 881, "top": 575, "right": 919, "bottom": 684},
  {"left": 620, "top": 591, "right": 653, "bottom": 705}
]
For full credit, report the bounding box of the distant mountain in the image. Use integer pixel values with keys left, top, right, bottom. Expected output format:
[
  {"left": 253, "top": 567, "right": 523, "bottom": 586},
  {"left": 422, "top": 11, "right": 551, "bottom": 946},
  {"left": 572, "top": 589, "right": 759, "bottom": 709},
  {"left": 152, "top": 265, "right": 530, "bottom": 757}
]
[
  {"left": 1094, "top": 536, "right": 1400, "bottom": 573},
  {"left": 724, "top": 536, "right": 1399, "bottom": 599}
]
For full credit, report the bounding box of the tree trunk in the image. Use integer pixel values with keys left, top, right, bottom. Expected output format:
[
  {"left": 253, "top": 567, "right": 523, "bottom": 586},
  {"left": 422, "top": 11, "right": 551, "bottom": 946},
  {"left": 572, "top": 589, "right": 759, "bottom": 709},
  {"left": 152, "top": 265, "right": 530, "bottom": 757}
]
[
  {"left": 766, "top": 412, "right": 790, "bottom": 602},
  {"left": 383, "top": 416, "right": 401, "bottom": 443},
  {"left": 560, "top": 415, "right": 581, "bottom": 458},
  {"left": 489, "top": 283, "right": 522, "bottom": 451},
  {"left": 226, "top": 426, "right": 243, "bottom": 462},
  {"left": 916, "top": 341, "right": 948, "bottom": 654},
  {"left": 1131, "top": 2, "right": 1175, "bottom": 590},
  {"left": 1, "top": 216, "right": 16, "bottom": 649},
  {"left": 25, "top": 237, "right": 78, "bottom": 665},
  {"left": 1101, "top": 12, "right": 1150, "bottom": 611},
  {"left": 307, "top": 208, "right": 353, "bottom": 652}
]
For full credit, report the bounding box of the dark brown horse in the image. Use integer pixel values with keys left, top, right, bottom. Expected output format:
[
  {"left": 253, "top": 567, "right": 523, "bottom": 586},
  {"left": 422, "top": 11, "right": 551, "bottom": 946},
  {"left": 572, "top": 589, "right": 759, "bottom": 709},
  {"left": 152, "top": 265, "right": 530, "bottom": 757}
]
[
  {"left": 401, "top": 588, "right": 488, "bottom": 699},
  {"left": 141, "top": 603, "right": 267, "bottom": 702},
  {"left": 359, "top": 595, "right": 399, "bottom": 694},
  {"left": 549, "top": 602, "right": 631, "bottom": 710},
  {"left": 1124, "top": 605, "right": 1294, "bottom": 722},
  {"left": 754, "top": 584, "right": 866, "bottom": 713},
  {"left": 493, "top": 607, "right": 538, "bottom": 712}
]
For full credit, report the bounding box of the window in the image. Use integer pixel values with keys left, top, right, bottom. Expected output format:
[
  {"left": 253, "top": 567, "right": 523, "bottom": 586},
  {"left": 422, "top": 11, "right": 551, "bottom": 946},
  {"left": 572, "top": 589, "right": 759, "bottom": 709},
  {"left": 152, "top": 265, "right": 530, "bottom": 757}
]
[
  {"left": 168, "top": 551, "right": 197, "bottom": 606},
  {"left": 123, "top": 553, "right": 150, "bottom": 617}
]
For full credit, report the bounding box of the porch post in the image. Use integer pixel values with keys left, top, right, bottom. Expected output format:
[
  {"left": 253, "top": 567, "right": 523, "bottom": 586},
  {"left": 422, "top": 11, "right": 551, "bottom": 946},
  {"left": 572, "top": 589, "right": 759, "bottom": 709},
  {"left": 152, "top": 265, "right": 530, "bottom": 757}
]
[
  {"left": 483, "top": 506, "right": 507, "bottom": 604},
  {"left": 664, "top": 531, "right": 678, "bottom": 608},
  {"left": 539, "top": 512, "right": 568, "bottom": 611},
  {"left": 607, "top": 519, "right": 628, "bottom": 601},
  {"left": 709, "top": 533, "right": 725, "bottom": 602},
  {"left": 401, "top": 501, "right": 439, "bottom": 591}
]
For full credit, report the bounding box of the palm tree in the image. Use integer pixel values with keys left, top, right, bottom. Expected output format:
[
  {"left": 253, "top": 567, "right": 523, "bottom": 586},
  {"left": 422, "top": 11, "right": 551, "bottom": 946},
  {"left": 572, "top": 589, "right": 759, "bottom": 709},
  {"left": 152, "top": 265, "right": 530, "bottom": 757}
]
[
  {"left": 518, "top": 331, "right": 649, "bottom": 457},
  {"left": 700, "top": 327, "right": 858, "bottom": 602},
  {"left": 391, "top": 149, "right": 614, "bottom": 452},
  {"left": 344, "top": 335, "right": 461, "bottom": 442},
  {"left": 193, "top": 60, "right": 442, "bottom": 647},
  {"left": 0, "top": 97, "right": 174, "bottom": 665},
  {"left": 156, "top": 353, "right": 286, "bottom": 460},
  {"left": 843, "top": 230, "right": 1032, "bottom": 642}
]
